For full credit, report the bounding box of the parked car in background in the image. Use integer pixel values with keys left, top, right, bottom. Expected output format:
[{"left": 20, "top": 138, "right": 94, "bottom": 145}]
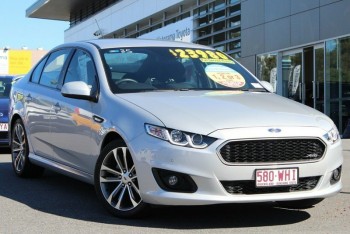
[
  {"left": 8, "top": 39, "right": 343, "bottom": 218},
  {"left": 0, "top": 75, "right": 21, "bottom": 147}
]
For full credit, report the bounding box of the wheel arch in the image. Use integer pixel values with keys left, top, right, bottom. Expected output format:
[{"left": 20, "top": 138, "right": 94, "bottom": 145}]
[{"left": 100, "top": 131, "right": 125, "bottom": 153}]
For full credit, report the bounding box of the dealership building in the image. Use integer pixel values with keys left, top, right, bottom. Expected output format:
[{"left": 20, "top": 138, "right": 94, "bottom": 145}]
[{"left": 27, "top": 0, "right": 350, "bottom": 137}]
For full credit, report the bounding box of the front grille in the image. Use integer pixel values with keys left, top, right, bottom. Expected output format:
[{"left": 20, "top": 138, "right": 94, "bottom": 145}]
[
  {"left": 219, "top": 139, "right": 325, "bottom": 164},
  {"left": 221, "top": 176, "right": 320, "bottom": 195}
]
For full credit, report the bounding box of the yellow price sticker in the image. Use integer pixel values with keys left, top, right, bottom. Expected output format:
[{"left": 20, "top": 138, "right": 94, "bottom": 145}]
[{"left": 169, "top": 49, "right": 230, "bottom": 61}]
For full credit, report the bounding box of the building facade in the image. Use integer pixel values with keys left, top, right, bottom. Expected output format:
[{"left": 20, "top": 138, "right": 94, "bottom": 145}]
[{"left": 27, "top": 0, "right": 350, "bottom": 137}]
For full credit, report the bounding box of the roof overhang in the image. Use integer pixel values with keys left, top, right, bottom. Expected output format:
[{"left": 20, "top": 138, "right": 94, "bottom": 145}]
[{"left": 26, "top": 0, "right": 89, "bottom": 21}]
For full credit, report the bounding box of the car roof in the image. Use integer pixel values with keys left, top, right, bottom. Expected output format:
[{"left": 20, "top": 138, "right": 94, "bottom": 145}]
[{"left": 56, "top": 38, "right": 214, "bottom": 50}]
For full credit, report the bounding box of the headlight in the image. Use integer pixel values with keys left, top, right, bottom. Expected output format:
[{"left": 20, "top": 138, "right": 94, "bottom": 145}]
[
  {"left": 324, "top": 126, "right": 340, "bottom": 144},
  {"left": 145, "top": 124, "right": 216, "bottom": 149}
]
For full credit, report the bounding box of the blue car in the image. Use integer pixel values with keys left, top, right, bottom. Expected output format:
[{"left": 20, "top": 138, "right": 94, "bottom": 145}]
[{"left": 0, "top": 76, "right": 17, "bottom": 147}]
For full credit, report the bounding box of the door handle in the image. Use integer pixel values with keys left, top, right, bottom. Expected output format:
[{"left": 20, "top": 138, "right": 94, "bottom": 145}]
[{"left": 93, "top": 115, "right": 104, "bottom": 123}]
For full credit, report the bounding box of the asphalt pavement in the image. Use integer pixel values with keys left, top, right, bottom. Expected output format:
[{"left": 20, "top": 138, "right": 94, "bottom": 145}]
[{"left": 0, "top": 141, "right": 349, "bottom": 234}]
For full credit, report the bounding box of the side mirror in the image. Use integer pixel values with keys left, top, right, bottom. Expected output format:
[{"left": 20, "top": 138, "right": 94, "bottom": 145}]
[
  {"left": 260, "top": 81, "right": 274, "bottom": 93},
  {"left": 61, "top": 81, "right": 97, "bottom": 102}
]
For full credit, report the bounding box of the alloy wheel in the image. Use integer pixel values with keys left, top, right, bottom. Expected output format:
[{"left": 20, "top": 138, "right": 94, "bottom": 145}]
[
  {"left": 12, "top": 122, "right": 27, "bottom": 173},
  {"left": 99, "top": 147, "right": 142, "bottom": 211}
]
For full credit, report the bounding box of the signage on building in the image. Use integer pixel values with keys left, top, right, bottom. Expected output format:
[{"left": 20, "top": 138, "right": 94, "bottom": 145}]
[
  {"left": 9, "top": 51, "right": 32, "bottom": 75},
  {"left": 0, "top": 50, "right": 46, "bottom": 75},
  {"left": 0, "top": 51, "right": 9, "bottom": 74},
  {"left": 139, "top": 17, "right": 193, "bottom": 42}
]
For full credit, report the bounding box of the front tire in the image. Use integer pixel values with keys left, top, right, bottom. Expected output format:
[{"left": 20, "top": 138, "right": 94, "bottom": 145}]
[
  {"left": 11, "top": 119, "right": 44, "bottom": 178},
  {"left": 94, "top": 140, "right": 148, "bottom": 218}
]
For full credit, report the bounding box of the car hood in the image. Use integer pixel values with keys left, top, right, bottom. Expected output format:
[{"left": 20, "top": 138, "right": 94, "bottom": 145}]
[{"left": 117, "top": 91, "right": 333, "bottom": 135}]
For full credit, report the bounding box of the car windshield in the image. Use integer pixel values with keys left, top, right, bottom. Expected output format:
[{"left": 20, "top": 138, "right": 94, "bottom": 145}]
[
  {"left": 102, "top": 47, "right": 264, "bottom": 93},
  {"left": 0, "top": 77, "right": 12, "bottom": 98}
]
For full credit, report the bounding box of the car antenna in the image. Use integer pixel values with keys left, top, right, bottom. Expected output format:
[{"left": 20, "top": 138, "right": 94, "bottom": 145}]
[{"left": 94, "top": 19, "right": 105, "bottom": 39}]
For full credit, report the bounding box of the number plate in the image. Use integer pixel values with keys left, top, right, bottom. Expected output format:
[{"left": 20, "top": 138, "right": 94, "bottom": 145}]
[
  {"left": 0, "top": 123, "right": 8, "bottom": 132},
  {"left": 255, "top": 168, "right": 298, "bottom": 187}
]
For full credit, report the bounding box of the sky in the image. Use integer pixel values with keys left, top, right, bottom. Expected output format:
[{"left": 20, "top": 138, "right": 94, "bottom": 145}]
[{"left": 0, "top": 1, "right": 69, "bottom": 51}]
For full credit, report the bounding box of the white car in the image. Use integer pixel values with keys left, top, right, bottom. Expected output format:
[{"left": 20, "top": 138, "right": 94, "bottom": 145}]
[{"left": 9, "top": 39, "right": 343, "bottom": 218}]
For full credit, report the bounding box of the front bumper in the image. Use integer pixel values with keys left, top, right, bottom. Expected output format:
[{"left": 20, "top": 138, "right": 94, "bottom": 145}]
[{"left": 128, "top": 126, "right": 343, "bottom": 206}]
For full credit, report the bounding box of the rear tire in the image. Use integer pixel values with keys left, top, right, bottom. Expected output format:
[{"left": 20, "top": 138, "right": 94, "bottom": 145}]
[
  {"left": 94, "top": 140, "right": 148, "bottom": 218},
  {"left": 277, "top": 198, "right": 324, "bottom": 209},
  {"left": 11, "top": 119, "right": 44, "bottom": 178}
]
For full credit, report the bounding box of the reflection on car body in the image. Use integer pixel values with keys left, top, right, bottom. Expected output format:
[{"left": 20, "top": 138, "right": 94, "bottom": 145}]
[{"left": 8, "top": 39, "right": 343, "bottom": 218}]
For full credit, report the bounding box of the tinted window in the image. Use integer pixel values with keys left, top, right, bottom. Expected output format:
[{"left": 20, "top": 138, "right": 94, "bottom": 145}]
[
  {"left": 64, "top": 50, "right": 98, "bottom": 95},
  {"left": 0, "top": 77, "right": 12, "bottom": 98},
  {"left": 31, "top": 57, "right": 48, "bottom": 83},
  {"left": 39, "top": 49, "right": 71, "bottom": 88}
]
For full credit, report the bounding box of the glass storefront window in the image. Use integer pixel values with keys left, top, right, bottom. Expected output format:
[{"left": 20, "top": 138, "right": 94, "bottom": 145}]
[
  {"left": 282, "top": 52, "right": 302, "bottom": 101},
  {"left": 325, "top": 37, "right": 350, "bottom": 137},
  {"left": 257, "top": 54, "right": 277, "bottom": 92}
]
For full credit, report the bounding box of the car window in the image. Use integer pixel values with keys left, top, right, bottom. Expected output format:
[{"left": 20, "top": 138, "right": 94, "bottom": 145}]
[
  {"left": 31, "top": 57, "right": 48, "bottom": 84},
  {"left": 39, "top": 49, "right": 71, "bottom": 88},
  {"left": 102, "top": 47, "right": 261, "bottom": 93},
  {"left": 64, "top": 49, "right": 98, "bottom": 95},
  {"left": 0, "top": 77, "right": 12, "bottom": 98}
]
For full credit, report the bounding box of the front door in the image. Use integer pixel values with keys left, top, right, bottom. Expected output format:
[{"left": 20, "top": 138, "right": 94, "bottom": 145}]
[{"left": 282, "top": 45, "right": 325, "bottom": 110}]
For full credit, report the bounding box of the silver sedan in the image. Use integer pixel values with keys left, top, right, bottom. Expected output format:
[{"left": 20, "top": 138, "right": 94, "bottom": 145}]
[{"left": 9, "top": 39, "right": 343, "bottom": 218}]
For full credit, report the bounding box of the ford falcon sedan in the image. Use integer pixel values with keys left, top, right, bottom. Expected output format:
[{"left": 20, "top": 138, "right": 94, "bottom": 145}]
[{"left": 9, "top": 39, "right": 343, "bottom": 218}]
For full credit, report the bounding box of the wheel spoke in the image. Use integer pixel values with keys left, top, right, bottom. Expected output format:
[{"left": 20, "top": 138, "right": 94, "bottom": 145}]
[
  {"left": 130, "top": 181, "right": 141, "bottom": 196},
  {"left": 122, "top": 147, "right": 128, "bottom": 171},
  {"left": 127, "top": 185, "right": 139, "bottom": 207},
  {"left": 100, "top": 176, "right": 121, "bottom": 183},
  {"left": 114, "top": 149, "right": 124, "bottom": 171},
  {"left": 115, "top": 186, "right": 127, "bottom": 209},
  {"left": 107, "top": 183, "right": 123, "bottom": 204},
  {"left": 15, "top": 152, "right": 23, "bottom": 171},
  {"left": 101, "top": 164, "right": 121, "bottom": 176},
  {"left": 15, "top": 125, "right": 22, "bottom": 144},
  {"left": 13, "top": 148, "right": 21, "bottom": 152},
  {"left": 12, "top": 140, "right": 21, "bottom": 147}
]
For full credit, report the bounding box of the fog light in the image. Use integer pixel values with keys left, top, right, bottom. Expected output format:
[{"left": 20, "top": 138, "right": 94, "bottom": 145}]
[
  {"left": 168, "top": 176, "right": 178, "bottom": 186},
  {"left": 152, "top": 168, "right": 198, "bottom": 193},
  {"left": 330, "top": 166, "right": 342, "bottom": 185}
]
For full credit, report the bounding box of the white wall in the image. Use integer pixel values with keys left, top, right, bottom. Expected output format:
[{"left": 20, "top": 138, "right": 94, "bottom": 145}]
[{"left": 64, "top": 0, "right": 183, "bottom": 42}]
